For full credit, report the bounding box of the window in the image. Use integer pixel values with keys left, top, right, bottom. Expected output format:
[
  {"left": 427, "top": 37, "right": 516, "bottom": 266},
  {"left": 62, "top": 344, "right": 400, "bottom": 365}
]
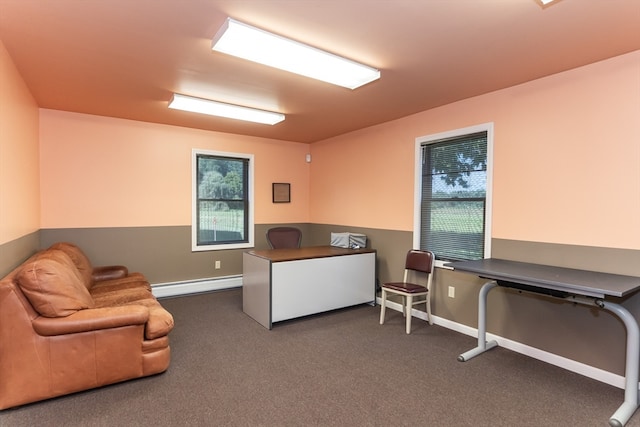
[
  {"left": 414, "top": 123, "right": 493, "bottom": 266},
  {"left": 192, "top": 149, "right": 254, "bottom": 251}
]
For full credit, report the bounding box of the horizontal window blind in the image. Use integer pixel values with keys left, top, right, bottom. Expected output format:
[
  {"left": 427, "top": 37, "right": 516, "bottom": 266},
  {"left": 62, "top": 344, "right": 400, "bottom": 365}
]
[{"left": 420, "top": 132, "right": 487, "bottom": 261}]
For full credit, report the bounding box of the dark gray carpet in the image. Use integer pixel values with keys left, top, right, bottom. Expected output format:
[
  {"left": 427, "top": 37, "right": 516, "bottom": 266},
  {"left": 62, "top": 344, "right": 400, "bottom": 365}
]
[{"left": 1, "top": 288, "right": 636, "bottom": 426}]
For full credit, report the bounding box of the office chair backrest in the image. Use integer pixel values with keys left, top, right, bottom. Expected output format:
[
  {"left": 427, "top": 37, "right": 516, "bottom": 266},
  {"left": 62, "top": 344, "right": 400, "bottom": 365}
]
[
  {"left": 266, "top": 227, "right": 302, "bottom": 249},
  {"left": 405, "top": 250, "right": 435, "bottom": 276}
]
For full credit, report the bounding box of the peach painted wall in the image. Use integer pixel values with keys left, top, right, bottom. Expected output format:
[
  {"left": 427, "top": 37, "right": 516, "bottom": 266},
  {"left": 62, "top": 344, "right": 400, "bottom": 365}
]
[
  {"left": 40, "top": 110, "right": 309, "bottom": 228},
  {"left": 310, "top": 50, "right": 640, "bottom": 250},
  {"left": 309, "top": 120, "right": 415, "bottom": 232},
  {"left": 0, "top": 40, "right": 40, "bottom": 245}
]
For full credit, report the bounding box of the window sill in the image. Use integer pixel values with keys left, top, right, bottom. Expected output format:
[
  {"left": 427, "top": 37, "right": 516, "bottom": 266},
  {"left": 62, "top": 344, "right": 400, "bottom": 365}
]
[{"left": 435, "top": 260, "right": 455, "bottom": 270}]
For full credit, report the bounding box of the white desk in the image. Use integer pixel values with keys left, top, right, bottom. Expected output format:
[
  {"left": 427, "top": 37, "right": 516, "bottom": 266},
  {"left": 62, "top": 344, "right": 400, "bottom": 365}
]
[
  {"left": 242, "top": 246, "right": 376, "bottom": 329},
  {"left": 447, "top": 258, "right": 640, "bottom": 427}
]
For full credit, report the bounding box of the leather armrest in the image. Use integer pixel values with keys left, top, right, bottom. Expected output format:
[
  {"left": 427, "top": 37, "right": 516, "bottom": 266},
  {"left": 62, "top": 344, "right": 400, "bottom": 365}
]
[
  {"left": 32, "top": 305, "right": 149, "bottom": 336},
  {"left": 92, "top": 265, "right": 129, "bottom": 282}
]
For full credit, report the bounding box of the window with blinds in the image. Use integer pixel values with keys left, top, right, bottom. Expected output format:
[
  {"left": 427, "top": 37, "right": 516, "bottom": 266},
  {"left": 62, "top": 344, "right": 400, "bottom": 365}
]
[
  {"left": 418, "top": 128, "right": 490, "bottom": 262},
  {"left": 192, "top": 149, "right": 254, "bottom": 251}
]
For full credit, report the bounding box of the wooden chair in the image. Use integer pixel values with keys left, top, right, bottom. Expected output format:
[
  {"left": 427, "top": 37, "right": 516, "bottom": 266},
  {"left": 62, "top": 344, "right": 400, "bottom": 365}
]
[
  {"left": 379, "top": 249, "right": 435, "bottom": 334},
  {"left": 266, "top": 227, "right": 302, "bottom": 249}
]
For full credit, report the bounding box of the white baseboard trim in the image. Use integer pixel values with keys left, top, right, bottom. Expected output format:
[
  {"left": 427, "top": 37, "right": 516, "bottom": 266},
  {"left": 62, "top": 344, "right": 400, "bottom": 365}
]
[
  {"left": 377, "top": 297, "right": 628, "bottom": 390},
  {"left": 151, "top": 275, "right": 242, "bottom": 299}
]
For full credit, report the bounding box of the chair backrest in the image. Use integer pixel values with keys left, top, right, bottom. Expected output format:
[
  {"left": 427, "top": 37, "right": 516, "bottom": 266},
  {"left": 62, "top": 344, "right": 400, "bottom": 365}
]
[
  {"left": 403, "top": 250, "right": 435, "bottom": 289},
  {"left": 266, "top": 227, "right": 302, "bottom": 249},
  {"left": 404, "top": 250, "right": 435, "bottom": 275}
]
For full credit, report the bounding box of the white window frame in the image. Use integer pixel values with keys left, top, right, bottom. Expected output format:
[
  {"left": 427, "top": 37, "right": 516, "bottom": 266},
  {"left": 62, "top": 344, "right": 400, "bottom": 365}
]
[
  {"left": 191, "top": 149, "right": 254, "bottom": 251},
  {"left": 413, "top": 123, "right": 494, "bottom": 269}
]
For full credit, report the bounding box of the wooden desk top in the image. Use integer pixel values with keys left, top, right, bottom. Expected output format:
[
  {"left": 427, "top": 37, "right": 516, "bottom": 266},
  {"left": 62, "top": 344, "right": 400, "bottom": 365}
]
[
  {"left": 447, "top": 258, "right": 640, "bottom": 298},
  {"left": 246, "top": 246, "right": 375, "bottom": 263}
]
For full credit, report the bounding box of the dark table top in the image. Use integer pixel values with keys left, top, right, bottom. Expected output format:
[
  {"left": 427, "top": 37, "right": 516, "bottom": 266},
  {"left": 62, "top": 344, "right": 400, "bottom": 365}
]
[{"left": 446, "top": 258, "right": 640, "bottom": 298}]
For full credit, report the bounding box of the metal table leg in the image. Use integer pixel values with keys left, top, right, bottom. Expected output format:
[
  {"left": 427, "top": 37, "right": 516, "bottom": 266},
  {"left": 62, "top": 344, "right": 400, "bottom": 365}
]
[
  {"left": 458, "top": 280, "right": 499, "bottom": 362},
  {"left": 600, "top": 301, "right": 640, "bottom": 427}
]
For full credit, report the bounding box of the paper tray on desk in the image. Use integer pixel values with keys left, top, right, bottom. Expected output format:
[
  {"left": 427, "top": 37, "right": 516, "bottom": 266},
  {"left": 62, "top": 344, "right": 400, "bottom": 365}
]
[{"left": 330, "top": 232, "right": 367, "bottom": 249}]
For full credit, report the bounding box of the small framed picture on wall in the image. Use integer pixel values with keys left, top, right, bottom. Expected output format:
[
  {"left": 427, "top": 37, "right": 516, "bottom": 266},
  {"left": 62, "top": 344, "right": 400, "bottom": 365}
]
[{"left": 272, "top": 183, "right": 291, "bottom": 203}]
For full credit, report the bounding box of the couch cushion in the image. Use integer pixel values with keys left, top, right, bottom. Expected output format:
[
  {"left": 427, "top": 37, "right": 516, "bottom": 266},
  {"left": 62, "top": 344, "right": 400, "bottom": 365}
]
[
  {"left": 49, "top": 242, "right": 94, "bottom": 289},
  {"left": 89, "top": 274, "right": 151, "bottom": 296},
  {"left": 17, "top": 251, "right": 95, "bottom": 317},
  {"left": 91, "top": 286, "right": 155, "bottom": 307}
]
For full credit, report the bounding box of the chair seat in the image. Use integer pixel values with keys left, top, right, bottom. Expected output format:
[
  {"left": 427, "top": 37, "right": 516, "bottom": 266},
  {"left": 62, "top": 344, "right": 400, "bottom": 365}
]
[{"left": 382, "top": 282, "right": 428, "bottom": 294}]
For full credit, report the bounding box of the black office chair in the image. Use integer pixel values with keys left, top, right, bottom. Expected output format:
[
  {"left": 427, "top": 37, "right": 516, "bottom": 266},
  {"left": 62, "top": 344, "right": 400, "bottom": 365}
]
[
  {"left": 379, "top": 249, "right": 435, "bottom": 334},
  {"left": 266, "top": 227, "right": 302, "bottom": 249}
]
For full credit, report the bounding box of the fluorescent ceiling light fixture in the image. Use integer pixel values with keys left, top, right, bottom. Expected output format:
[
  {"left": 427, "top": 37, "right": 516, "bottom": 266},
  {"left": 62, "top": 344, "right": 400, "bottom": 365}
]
[
  {"left": 168, "top": 94, "right": 285, "bottom": 125},
  {"left": 538, "top": 0, "right": 557, "bottom": 4},
  {"left": 212, "top": 18, "right": 380, "bottom": 90}
]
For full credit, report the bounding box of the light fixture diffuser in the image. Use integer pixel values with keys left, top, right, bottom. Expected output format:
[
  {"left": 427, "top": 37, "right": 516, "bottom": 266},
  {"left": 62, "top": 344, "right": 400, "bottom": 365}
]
[
  {"left": 168, "top": 94, "right": 284, "bottom": 125},
  {"left": 212, "top": 18, "right": 380, "bottom": 90}
]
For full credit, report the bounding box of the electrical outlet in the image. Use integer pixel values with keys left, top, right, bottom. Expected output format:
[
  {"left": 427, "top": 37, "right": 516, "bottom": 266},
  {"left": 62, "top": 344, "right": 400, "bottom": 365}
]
[
  {"left": 215, "top": 260, "right": 221, "bottom": 269},
  {"left": 448, "top": 286, "right": 455, "bottom": 298}
]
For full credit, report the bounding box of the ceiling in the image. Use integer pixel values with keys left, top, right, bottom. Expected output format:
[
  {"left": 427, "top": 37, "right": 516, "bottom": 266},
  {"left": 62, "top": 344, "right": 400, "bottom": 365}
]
[{"left": 1, "top": 1, "right": 638, "bottom": 143}]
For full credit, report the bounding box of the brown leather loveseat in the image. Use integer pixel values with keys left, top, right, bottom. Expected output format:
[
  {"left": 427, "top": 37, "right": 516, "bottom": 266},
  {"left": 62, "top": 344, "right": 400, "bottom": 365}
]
[{"left": 0, "top": 242, "right": 174, "bottom": 409}]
